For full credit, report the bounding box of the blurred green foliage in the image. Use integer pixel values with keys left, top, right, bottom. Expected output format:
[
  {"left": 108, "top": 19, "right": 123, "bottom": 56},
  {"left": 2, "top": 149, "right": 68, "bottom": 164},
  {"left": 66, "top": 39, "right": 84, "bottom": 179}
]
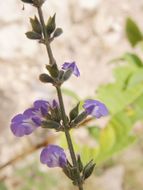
[{"left": 61, "top": 17, "right": 143, "bottom": 165}]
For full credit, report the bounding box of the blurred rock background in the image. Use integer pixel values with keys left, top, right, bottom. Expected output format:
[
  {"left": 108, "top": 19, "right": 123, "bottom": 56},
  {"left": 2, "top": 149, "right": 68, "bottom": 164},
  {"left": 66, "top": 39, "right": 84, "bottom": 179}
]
[{"left": 1, "top": 0, "right": 143, "bottom": 189}]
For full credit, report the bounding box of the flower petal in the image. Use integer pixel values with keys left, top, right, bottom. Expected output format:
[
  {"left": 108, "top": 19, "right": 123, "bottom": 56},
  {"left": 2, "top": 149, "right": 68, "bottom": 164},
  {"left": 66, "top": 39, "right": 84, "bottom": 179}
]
[
  {"left": 83, "top": 99, "right": 109, "bottom": 118},
  {"left": 40, "top": 145, "right": 67, "bottom": 168},
  {"left": 62, "top": 62, "right": 80, "bottom": 77}
]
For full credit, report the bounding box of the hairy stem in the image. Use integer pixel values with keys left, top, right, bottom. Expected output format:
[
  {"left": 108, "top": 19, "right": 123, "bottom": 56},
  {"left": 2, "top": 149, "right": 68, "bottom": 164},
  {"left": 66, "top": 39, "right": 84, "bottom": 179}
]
[{"left": 37, "top": 5, "right": 83, "bottom": 190}]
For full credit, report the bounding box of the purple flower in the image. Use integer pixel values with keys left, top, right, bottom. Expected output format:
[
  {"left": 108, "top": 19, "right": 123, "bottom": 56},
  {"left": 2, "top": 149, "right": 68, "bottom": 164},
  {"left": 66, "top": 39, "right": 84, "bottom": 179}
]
[
  {"left": 83, "top": 99, "right": 109, "bottom": 118},
  {"left": 34, "top": 100, "right": 49, "bottom": 116},
  {"left": 62, "top": 62, "right": 80, "bottom": 77},
  {"left": 40, "top": 145, "right": 67, "bottom": 168},
  {"left": 10, "top": 100, "right": 49, "bottom": 137}
]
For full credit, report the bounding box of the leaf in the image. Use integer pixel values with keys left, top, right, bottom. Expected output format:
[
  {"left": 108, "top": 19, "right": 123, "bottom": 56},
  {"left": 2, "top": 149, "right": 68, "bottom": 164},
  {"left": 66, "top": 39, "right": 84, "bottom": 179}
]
[
  {"left": 25, "top": 31, "right": 41, "bottom": 40},
  {"left": 0, "top": 183, "right": 7, "bottom": 190},
  {"left": 99, "top": 126, "right": 116, "bottom": 153},
  {"left": 121, "top": 53, "right": 143, "bottom": 67},
  {"left": 88, "top": 126, "right": 100, "bottom": 140},
  {"left": 127, "top": 69, "right": 143, "bottom": 88},
  {"left": 126, "top": 17, "right": 143, "bottom": 47},
  {"left": 62, "top": 88, "right": 80, "bottom": 101}
]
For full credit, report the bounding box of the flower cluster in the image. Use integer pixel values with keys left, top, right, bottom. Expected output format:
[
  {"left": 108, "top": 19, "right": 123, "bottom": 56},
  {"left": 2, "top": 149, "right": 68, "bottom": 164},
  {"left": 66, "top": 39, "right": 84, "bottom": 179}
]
[
  {"left": 10, "top": 99, "right": 60, "bottom": 137},
  {"left": 10, "top": 63, "right": 109, "bottom": 168}
]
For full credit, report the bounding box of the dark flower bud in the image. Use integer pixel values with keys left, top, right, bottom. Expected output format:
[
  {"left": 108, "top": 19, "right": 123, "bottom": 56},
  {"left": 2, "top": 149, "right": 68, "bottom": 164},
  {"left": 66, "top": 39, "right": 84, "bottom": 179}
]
[
  {"left": 25, "top": 31, "right": 42, "bottom": 40},
  {"left": 53, "top": 28, "right": 63, "bottom": 38},
  {"left": 62, "top": 69, "right": 73, "bottom": 81},
  {"left": 82, "top": 160, "right": 96, "bottom": 180},
  {"left": 39, "top": 73, "right": 54, "bottom": 84}
]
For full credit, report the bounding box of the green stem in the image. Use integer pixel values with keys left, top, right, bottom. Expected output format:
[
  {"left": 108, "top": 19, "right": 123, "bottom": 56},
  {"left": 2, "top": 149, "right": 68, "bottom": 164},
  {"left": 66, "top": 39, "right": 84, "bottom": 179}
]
[
  {"left": 37, "top": 5, "right": 83, "bottom": 190},
  {"left": 56, "top": 87, "right": 83, "bottom": 190},
  {"left": 37, "top": 6, "right": 55, "bottom": 65}
]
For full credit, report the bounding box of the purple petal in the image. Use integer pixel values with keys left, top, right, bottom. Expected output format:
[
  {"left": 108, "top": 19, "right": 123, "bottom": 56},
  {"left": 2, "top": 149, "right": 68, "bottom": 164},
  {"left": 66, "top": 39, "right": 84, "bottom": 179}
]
[
  {"left": 51, "top": 99, "right": 59, "bottom": 109},
  {"left": 83, "top": 99, "right": 109, "bottom": 118},
  {"left": 40, "top": 145, "right": 67, "bottom": 168},
  {"left": 23, "top": 108, "right": 37, "bottom": 118},
  {"left": 34, "top": 100, "right": 49, "bottom": 116},
  {"left": 62, "top": 62, "right": 80, "bottom": 77},
  {"left": 11, "top": 114, "right": 24, "bottom": 123},
  {"left": 11, "top": 123, "right": 26, "bottom": 137},
  {"left": 32, "top": 116, "right": 42, "bottom": 126},
  {"left": 34, "top": 100, "right": 49, "bottom": 110}
]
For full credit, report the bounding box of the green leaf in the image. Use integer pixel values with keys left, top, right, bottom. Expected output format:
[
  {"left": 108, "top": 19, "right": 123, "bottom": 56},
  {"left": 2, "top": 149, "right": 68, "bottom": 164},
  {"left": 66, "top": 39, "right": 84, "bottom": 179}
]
[
  {"left": 0, "top": 183, "right": 7, "bottom": 190},
  {"left": 88, "top": 126, "right": 100, "bottom": 140},
  {"left": 126, "top": 17, "right": 143, "bottom": 47},
  {"left": 25, "top": 31, "right": 41, "bottom": 40},
  {"left": 121, "top": 53, "right": 143, "bottom": 67},
  {"left": 127, "top": 69, "right": 143, "bottom": 88},
  {"left": 99, "top": 126, "right": 116, "bottom": 153},
  {"left": 30, "top": 16, "right": 42, "bottom": 34},
  {"left": 62, "top": 88, "right": 80, "bottom": 101}
]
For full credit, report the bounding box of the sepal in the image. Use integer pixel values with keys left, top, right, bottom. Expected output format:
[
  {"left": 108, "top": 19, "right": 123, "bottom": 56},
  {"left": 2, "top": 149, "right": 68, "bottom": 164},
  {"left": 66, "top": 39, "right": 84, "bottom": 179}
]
[
  {"left": 50, "top": 107, "right": 61, "bottom": 123},
  {"left": 42, "top": 120, "right": 60, "bottom": 130},
  {"left": 69, "top": 103, "right": 80, "bottom": 122},
  {"left": 82, "top": 159, "right": 96, "bottom": 180},
  {"left": 62, "top": 161, "right": 77, "bottom": 183},
  {"left": 62, "top": 69, "right": 73, "bottom": 81},
  {"left": 25, "top": 31, "right": 42, "bottom": 40},
  {"left": 39, "top": 73, "right": 54, "bottom": 84},
  {"left": 77, "top": 155, "right": 83, "bottom": 173},
  {"left": 30, "top": 16, "right": 42, "bottom": 34},
  {"left": 46, "top": 64, "right": 59, "bottom": 78},
  {"left": 53, "top": 28, "right": 63, "bottom": 38},
  {"left": 71, "top": 111, "right": 87, "bottom": 126},
  {"left": 46, "top": 14, "right": 56, "bottom": 36}
]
